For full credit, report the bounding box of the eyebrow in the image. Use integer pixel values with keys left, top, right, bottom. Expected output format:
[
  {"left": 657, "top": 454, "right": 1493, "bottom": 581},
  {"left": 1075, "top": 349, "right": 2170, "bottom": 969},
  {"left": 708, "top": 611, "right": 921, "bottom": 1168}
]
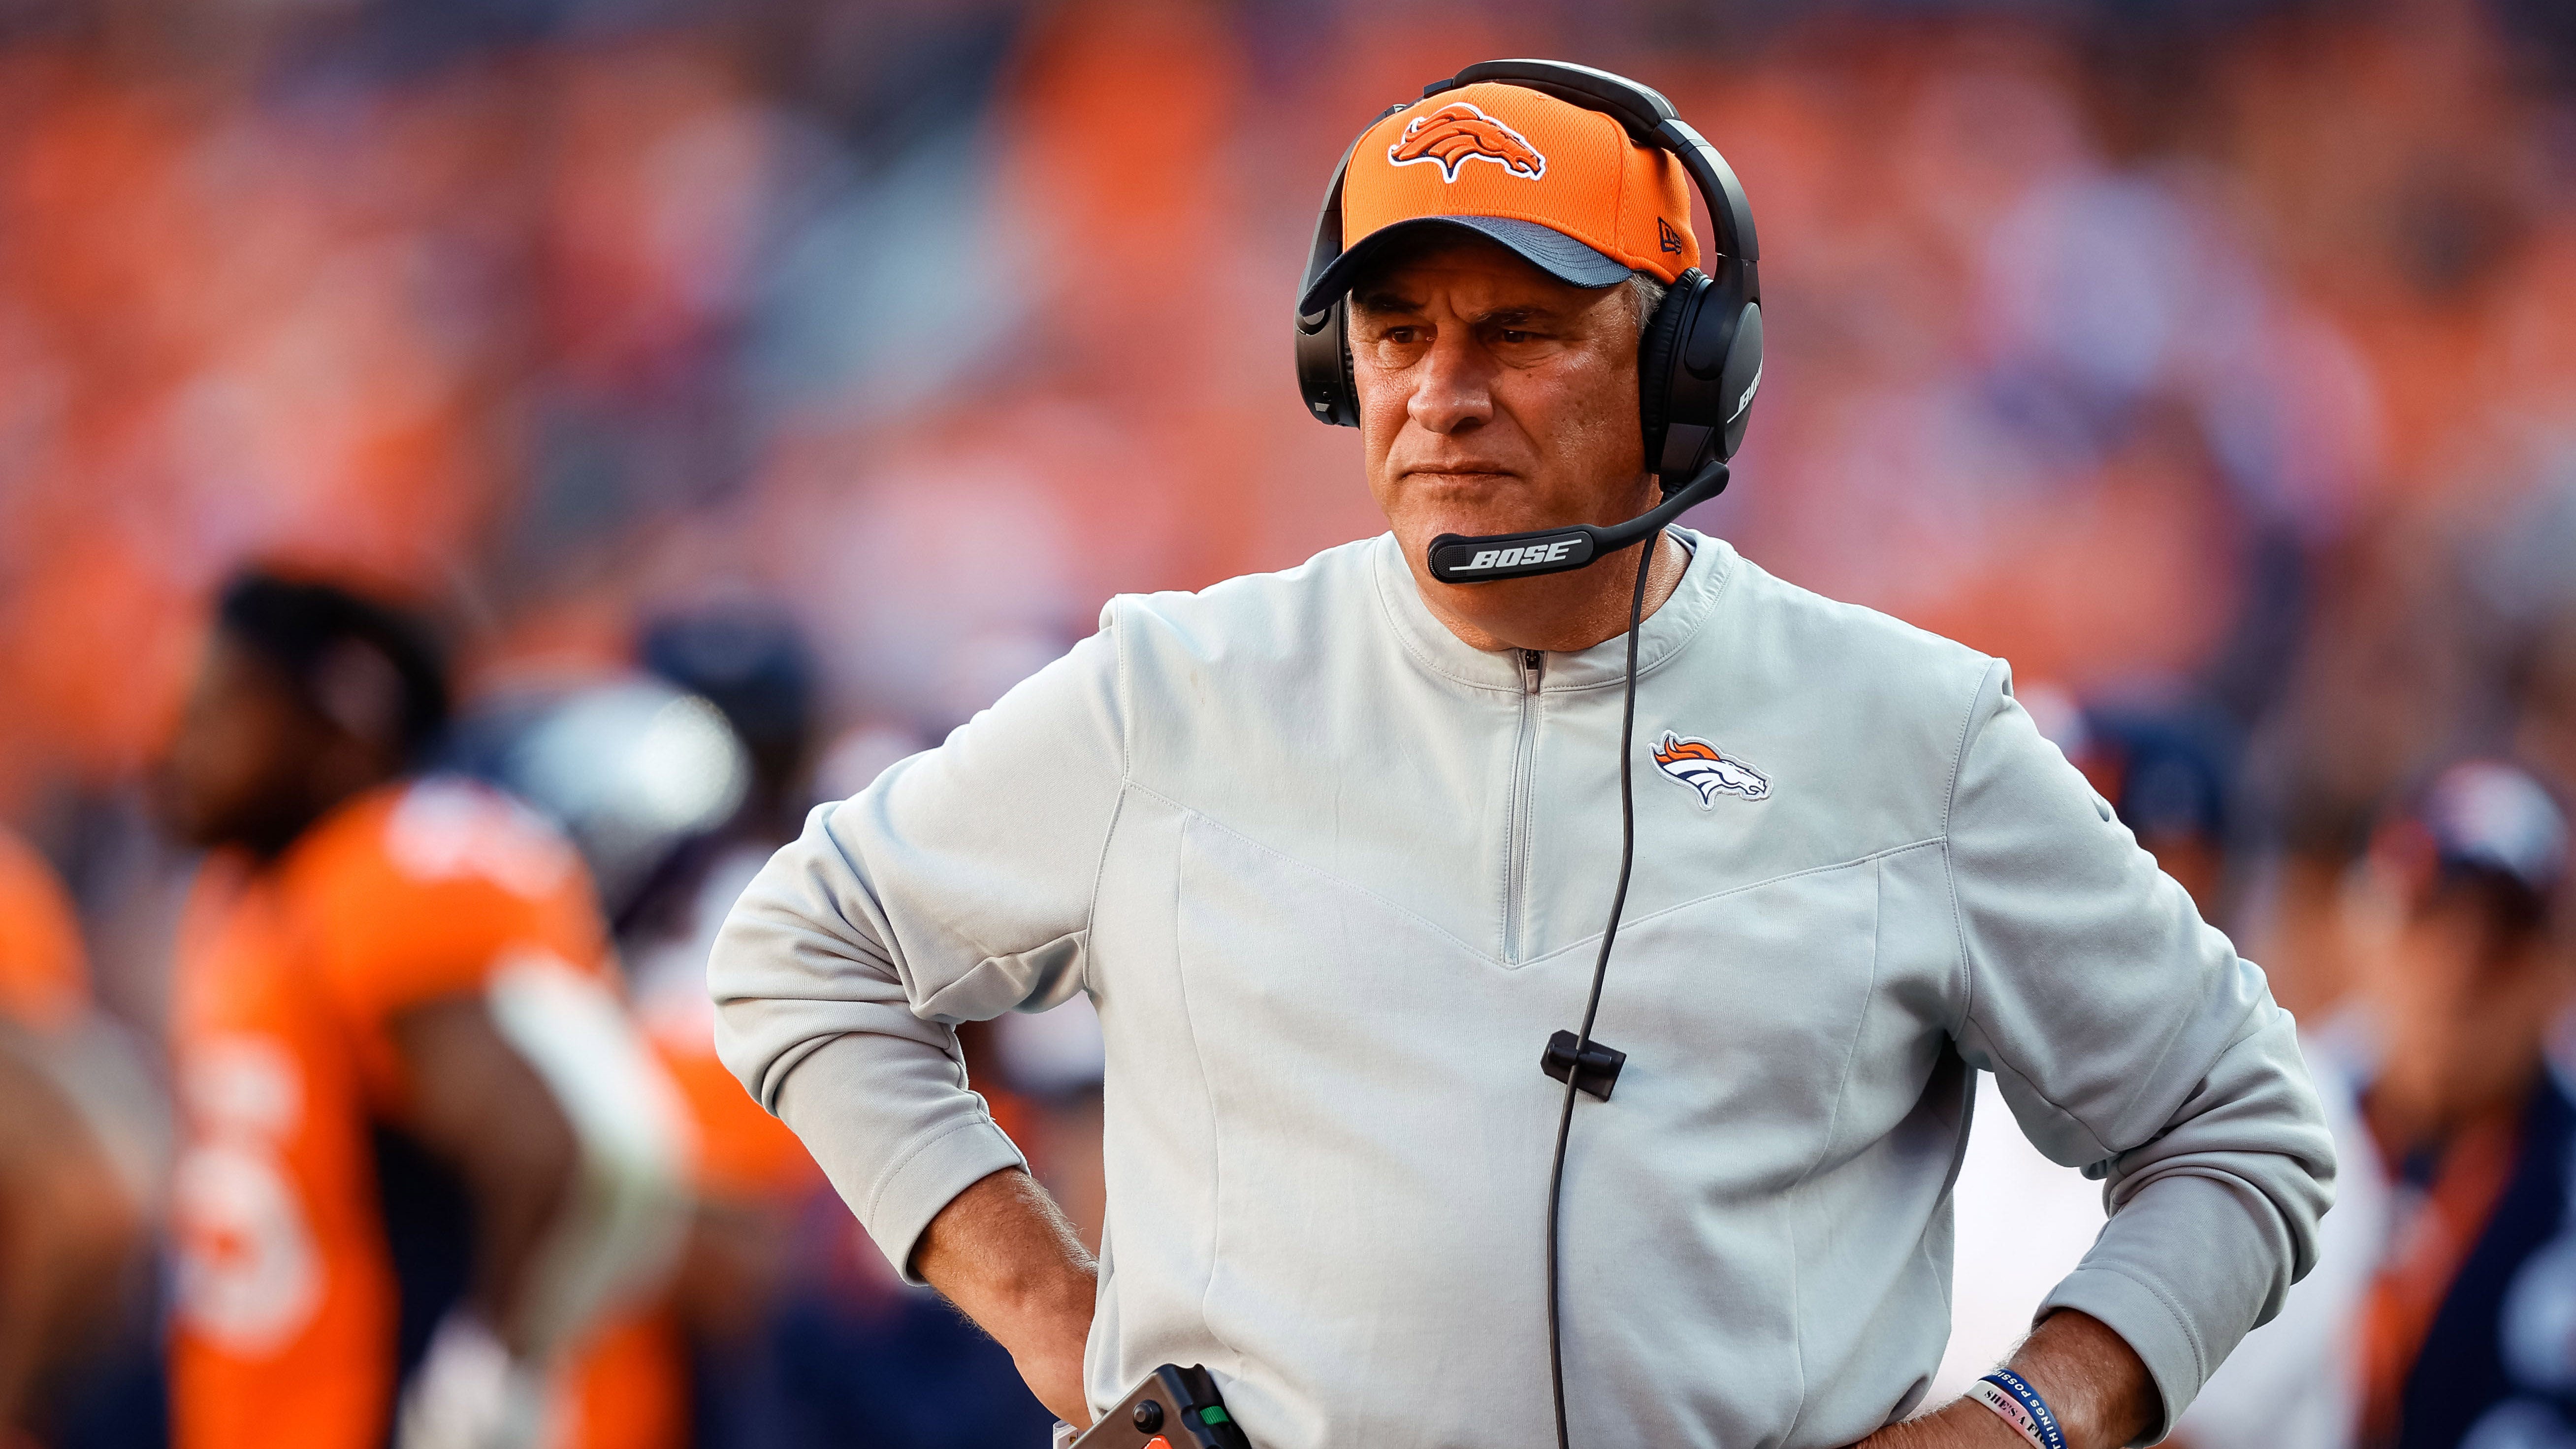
[
  {"left": 1349, "top": 294, "right": 1567, "bottom": 328},
  {"left": 1350, "top": 287, "right": 1423, "bottom": 317}
]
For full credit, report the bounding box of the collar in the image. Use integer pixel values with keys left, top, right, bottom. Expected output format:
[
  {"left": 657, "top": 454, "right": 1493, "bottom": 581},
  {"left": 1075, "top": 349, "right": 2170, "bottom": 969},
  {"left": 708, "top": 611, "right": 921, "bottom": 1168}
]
[{"left": 1367, "top": 526, "right": 1735, "bottom": 695}]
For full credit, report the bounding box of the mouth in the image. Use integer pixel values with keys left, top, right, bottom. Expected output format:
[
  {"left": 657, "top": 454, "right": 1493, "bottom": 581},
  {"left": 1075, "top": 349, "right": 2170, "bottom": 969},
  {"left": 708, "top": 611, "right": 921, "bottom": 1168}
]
[{"left": 1400, "top": 465, "right": 1521, "bottom": 486}]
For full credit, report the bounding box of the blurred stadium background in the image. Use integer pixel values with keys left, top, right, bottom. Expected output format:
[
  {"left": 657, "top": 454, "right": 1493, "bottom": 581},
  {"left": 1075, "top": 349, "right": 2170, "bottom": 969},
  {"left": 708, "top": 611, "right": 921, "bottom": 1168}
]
[{"left": 3, "top": 0, "right": 2576, "bottom": 1446}]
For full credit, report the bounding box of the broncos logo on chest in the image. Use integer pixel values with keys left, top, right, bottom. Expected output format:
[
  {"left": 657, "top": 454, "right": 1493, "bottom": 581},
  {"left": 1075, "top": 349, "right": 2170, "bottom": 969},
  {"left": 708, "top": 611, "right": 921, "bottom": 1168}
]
[
  {"left": 1652, "top": 732, "right": 1771, "bottom": 806},
  {"left": 1386, "top": 102, "right": 1548, "bottom": 183}
]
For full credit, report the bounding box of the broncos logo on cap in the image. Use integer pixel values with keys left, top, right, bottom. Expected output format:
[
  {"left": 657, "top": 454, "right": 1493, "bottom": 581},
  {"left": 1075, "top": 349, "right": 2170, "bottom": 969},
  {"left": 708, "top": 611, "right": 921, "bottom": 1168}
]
[
  {"left": 1387, "top": 101, "right": 1548, "bottom": 183},
  {"left": 1651, "top": 732, "right": 1770, "bottom": 806}
]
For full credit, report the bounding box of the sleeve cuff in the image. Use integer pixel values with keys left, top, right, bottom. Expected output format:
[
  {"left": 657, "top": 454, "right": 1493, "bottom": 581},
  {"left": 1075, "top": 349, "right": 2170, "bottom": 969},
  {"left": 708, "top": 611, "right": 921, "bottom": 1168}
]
[
  {"left": 773, "top": 1034, "right": 1030, "bottom": 1285},
  {"left": 864, "top": 1116, "right": 1031, "bottom": 1285},
  {"left": 2036, "top": 1266, "right": 2202, "bottom": 1446}
]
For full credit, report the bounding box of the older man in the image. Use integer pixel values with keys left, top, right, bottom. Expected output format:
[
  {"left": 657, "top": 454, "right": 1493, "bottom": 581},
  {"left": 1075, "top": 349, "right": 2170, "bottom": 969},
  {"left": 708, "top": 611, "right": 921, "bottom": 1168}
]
[{"left": 711, "top": 63, "right": 2332, "bottom": 1449}]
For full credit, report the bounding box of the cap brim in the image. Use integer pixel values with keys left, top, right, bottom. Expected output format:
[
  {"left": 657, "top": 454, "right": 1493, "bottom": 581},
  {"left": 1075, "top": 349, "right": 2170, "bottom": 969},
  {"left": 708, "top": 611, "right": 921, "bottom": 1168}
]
[{"left": 1298, "top": 216, "right": 1633, "bottom": 318}]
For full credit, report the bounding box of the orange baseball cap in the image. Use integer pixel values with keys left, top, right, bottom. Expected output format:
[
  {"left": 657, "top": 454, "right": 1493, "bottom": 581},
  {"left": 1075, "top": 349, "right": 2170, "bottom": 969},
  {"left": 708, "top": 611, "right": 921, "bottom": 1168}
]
[{"left": 1299, "top": 80, "right": 1701, "bottom": 316}]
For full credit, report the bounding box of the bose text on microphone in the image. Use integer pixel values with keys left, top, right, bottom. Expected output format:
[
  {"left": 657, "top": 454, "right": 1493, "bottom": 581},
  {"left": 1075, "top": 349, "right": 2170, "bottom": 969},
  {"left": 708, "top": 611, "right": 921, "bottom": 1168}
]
[{"left": 1425, "top": 456, "right": 1730, "bottom": 583}]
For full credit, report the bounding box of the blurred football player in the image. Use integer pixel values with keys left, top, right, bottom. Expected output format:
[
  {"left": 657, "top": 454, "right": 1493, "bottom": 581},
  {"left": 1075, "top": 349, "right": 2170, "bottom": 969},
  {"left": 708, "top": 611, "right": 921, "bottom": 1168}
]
[
  {"left": 627, "top": 606, "right": 1054, "bottom": 1448},
  {"left": 156, "top": 571, "right": 691, "bottom": 1449},
  {"left": 2348, "top": 761, "right": 2574, "bottom": 1448}
]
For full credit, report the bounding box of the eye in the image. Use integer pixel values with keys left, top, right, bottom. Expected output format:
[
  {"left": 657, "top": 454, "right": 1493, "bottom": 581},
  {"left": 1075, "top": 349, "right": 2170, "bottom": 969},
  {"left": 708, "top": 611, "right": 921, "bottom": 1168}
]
[{"left": 1497, "top": 329, "right": 1533, "bottom": 345}]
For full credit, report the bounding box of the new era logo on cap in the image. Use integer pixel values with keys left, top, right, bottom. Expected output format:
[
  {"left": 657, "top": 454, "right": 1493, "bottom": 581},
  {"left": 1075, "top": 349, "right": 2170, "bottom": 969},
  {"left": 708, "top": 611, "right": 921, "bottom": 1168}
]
[{"left": 1658, "top": 217, "right": 1685, "bottom": 255}]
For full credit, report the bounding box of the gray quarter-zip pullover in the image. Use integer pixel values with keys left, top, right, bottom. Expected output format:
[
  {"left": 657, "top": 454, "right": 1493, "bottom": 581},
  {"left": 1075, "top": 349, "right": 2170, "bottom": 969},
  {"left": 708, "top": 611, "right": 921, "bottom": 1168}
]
[{"left": 709, "top": 530, "right": 2333, "bottom": 1449}]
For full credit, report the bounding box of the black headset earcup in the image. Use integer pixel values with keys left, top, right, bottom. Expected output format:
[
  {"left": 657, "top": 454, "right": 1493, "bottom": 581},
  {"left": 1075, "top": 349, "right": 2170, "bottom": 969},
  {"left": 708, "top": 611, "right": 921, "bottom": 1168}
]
[
  {"left": 1294, "top": 300, "right": 1359, "bottom": 428},
  {"left": 1636, "top": 269, "right": 1703, "bottom": 485},
  {"left": 1714, "top": 300, "right": 1762, "bottom": 461},
  {"left": 1655, "top": 278, "right": 1758, "bottom": 474}
]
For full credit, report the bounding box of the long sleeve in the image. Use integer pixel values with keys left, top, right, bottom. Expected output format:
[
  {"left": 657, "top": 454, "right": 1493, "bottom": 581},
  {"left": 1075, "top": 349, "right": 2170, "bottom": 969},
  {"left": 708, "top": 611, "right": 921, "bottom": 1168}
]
[
  {"left": 709, "top": 621, "right": 1128, "bottom": 1279},
  {"left": 1943, "top": 662, "right": 2336, "bottom": 1443}
]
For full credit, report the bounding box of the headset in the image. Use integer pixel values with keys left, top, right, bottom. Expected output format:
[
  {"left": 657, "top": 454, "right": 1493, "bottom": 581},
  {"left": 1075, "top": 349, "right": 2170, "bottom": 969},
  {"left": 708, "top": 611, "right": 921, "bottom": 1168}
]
[
  {"left": 1291, "top": 62, "right": 1766, "bottom": 1449},
  {"left": 1293, "top": 59, "right": 1764, "bottom": 583}
]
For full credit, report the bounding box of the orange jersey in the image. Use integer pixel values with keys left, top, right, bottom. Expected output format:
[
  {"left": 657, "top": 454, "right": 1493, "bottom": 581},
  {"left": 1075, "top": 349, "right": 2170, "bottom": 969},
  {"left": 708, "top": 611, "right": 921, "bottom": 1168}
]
[
  {"left": 0, "top": 824, "right": 89, "bottom": 1030},
  {"left": 168, "top": 777, "right": 616, "bottom": 1449}
]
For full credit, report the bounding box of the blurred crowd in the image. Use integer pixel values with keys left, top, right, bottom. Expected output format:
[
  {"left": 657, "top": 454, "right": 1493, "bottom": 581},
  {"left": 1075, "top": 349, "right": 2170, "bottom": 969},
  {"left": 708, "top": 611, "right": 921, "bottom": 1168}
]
[{"left": 2, "top": 0, "right": 2576, "bottom": 1445}]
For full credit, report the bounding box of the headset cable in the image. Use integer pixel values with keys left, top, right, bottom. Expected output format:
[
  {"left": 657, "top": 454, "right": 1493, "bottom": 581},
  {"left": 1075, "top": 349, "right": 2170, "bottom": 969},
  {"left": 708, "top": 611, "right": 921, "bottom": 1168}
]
[{"left": 1543, "top": 479, "right": 1702, "bottom": 1449}]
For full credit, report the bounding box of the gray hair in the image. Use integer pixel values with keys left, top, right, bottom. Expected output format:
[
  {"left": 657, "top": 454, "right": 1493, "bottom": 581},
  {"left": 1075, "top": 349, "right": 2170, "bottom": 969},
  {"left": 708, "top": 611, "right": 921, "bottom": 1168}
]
[{"left": 1625, "top": 270, "right": 1669, "bottom": 331}]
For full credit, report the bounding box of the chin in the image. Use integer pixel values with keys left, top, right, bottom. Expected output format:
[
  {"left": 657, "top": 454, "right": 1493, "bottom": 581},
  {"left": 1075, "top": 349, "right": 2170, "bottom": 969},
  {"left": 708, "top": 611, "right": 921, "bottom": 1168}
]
[
  {"left": 1400, "top": 498, "right": 1563, "bottom": 551},
  {"left": 1395, "top": 468, "right": 1652, "bottom": 541}
]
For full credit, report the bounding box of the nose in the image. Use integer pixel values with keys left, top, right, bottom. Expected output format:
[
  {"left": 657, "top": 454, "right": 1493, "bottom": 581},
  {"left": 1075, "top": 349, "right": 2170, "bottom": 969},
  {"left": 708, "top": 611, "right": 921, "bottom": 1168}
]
[{"left": 1406, "top": 330, "right": 1495, "bottom": 437}]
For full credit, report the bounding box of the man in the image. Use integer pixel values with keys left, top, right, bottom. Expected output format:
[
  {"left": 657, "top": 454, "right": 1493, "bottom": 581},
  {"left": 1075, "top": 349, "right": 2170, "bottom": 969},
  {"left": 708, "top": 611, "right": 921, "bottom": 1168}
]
[
  {"left": 2176, "top": 760, "right": 2572, "bottom": 1449},
  {"left": 158, "top": 571, "right": 691, "bottom": 1449},
  {"left": 712, "top": 71, "right": 2334, "bottom": 1449},
  {"left": 2346, "top": 762, "right": 2574, "bottom": 1447}
]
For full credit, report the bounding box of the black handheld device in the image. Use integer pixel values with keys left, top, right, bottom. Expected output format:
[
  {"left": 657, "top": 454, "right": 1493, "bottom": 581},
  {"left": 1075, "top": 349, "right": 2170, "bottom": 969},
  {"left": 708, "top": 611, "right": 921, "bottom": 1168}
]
[{"left": 1066, "top": 1365, "right": 1251, "bottom": 1449}]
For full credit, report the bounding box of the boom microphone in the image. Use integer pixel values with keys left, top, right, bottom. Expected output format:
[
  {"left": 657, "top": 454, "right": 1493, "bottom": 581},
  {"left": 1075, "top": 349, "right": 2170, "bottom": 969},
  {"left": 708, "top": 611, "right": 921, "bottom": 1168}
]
[{"left": 1425, "top": 460, "right": 1730, "bottom": 584}]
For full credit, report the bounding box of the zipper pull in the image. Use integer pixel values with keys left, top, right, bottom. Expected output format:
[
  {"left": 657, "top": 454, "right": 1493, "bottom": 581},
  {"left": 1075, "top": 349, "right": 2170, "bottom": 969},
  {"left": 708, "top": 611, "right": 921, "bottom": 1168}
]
[{"left": 1523, "top": 648, "right": 1544, "bottom": 694}]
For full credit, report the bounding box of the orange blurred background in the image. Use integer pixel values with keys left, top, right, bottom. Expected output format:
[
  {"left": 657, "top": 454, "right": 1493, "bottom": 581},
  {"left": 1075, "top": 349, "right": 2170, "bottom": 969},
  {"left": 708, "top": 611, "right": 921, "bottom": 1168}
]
[
  {"left": 8, "top": 0, "right": 2572, "bottom": 834},
  {"left": 5, "top": 0, "right": 2576, "bottom": 1443}
]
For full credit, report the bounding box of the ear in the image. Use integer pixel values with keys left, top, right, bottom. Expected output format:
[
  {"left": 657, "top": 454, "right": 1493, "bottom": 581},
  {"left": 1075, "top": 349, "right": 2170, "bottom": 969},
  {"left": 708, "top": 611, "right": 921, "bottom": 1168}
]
[{"left": 305, "top": 713, "right": 404, "bottom": 803}]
